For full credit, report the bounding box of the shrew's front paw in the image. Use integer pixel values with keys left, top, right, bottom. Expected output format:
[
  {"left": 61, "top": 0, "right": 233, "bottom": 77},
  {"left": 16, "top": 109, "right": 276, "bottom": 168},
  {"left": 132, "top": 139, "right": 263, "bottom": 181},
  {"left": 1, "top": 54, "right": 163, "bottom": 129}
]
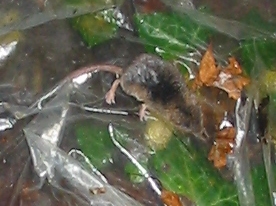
[{"left": 105, "top": 90, "right": 116, "bottom": 105}]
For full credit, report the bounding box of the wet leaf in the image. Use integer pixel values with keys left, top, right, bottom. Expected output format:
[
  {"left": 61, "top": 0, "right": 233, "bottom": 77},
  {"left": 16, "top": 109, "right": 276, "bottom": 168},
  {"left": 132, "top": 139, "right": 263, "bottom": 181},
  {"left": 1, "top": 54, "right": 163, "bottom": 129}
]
[
  {"left": 76, "top": 122, "right": 114, "bottom": 169},
  {"left": 70, "top": 9, "right": 118, "bottom": 47},
  {"left": 239, "top": 38, "right": 276, "bottom": 75},
  {"left": 151, "top": 137, "right": 239, "bottom": 206},
  {"left": 241, "top": 9, "right": 276, "bottom": 33},
  {"left": 208, "top": 127, "right": 235, "bottom": 168},
  {"left": 239, "top": 10, "right": 276, "bottom": 74},
  {"left": 251, "top": 164, "right": 272, "bottom": 206},
  {"left": 124, "top": 161, "right": 147, "bottom": 183},
  {"left": 134, "top": 11, "right": 213, "bottom": 73}
]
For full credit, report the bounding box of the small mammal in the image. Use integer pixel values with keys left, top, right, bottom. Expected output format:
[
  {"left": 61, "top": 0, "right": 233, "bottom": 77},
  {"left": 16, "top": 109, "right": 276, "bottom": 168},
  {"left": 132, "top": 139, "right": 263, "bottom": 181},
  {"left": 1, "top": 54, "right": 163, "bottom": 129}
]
[
  {"left": 105, "top": 54, "right": 206, "bottom": 138},
  {"left": 38, "top": 54, "right": 206, "bottom": 138}
]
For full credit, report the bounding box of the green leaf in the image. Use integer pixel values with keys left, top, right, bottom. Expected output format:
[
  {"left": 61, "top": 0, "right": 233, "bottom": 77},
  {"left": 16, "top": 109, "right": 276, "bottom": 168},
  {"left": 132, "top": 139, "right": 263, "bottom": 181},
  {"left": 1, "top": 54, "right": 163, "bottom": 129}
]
[
  {"left": 124, "top": 162, "right": 147, "bottom": 183},
  {"left": 70, "top": 9, "right": 118, "bottom": 47},
  {"left": 239, "top": 38, "right": 276, "bottom": 75},
  {"left": 76, "top": 122, "right": 114, "bottom": 169},
  {"left": 251, "top": 164, "right": 271, "bottom": 206},
  {"left": 134, "top": 12, "right": 213, "bottom": 73},
  {"left": 238, "top": 10, "right": 276, "bottom": 75},
  {"left": 150, "top": 137, "right": 239, "bottom": 206},
  {"left": 267, "top": 92, "right": 276, "bottom": 143},
  {"left": 241, "top": 9, "right": 276, "bottom": 33}
]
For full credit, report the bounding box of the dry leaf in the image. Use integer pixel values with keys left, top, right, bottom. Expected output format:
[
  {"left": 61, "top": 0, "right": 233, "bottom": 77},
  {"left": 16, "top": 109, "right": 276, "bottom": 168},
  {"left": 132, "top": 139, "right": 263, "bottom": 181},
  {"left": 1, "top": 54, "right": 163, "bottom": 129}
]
[
  {"left": 214, "top": 70, "right": 250, "bottom": 100},
  {"left": 161, "top": 190, "right": 182, "bottom": 206},
  {"left": 213, "top": 77, "right": 241, "bottom": 100},
  {"left": 224, "top": 57, "right": 242, "bottom": 75},
  {"left": 208, "top": 127, "right": 236, "bottom": 168},
  {"left": 194, "top": 46, "right": 250, "bottom": 100},
  {"left": 198, "top": 45, "right": 219, "bottom": 86},
  {"left": 214, "top": 58, "right": 250, "bottom": 100}
]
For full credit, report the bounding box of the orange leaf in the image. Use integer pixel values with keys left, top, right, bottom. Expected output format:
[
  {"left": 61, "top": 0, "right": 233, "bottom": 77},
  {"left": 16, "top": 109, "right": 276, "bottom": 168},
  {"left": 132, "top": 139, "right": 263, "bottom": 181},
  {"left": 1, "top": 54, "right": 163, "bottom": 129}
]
[
  {"left": 208, "top": 127, "right": 236, "bottom": 168},
  {"left": 214, "top": 73, "right": 250, "bottom": 100},
  {"left": 217, "top": 126, "right": 236, "bottom": 138},
  {"left": 161, "top": 190, "right": 182, "bottom": 206},
  {"left": 233, "top": 76, "right": 250, "bottom": 90},
  {"left": 195, "top": 46, "right": 250, "bottom": 100},
  {"left": 198, "top": 45, "right": 219, "bottom": 86},
  {"left": 214, "top": 78, "right": 241, "bottom": 100},
  {"left": 224, "top": 57, "right": 242, "bottom": 75}
]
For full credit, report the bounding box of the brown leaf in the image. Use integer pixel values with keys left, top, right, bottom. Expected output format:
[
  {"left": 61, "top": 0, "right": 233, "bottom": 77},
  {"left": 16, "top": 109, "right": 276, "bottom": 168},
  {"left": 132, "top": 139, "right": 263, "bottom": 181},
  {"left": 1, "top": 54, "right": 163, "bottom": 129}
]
[
  {"left": 233, "top": 76, "right": 250, "bottom": 90},
  {"left": 161, "top": 190, "right": 182, "bottom": 206},
  {"left": 224, "top": 57, "right": 242, "bottom": 75},
  {"left": 195, "top": 46, "right": 250, "bottom": 100},
  {"left": 214, "top": 77, "right": 241, "bottom": 100},
  {"left": 198, "top": 45, "right": 219, "bottom": 86},
  {"left": 208, "top": 127, "right": 236, "bottom": 168},
  {"left": 214, "top": 70, "right": 250, "bottom": 100}
]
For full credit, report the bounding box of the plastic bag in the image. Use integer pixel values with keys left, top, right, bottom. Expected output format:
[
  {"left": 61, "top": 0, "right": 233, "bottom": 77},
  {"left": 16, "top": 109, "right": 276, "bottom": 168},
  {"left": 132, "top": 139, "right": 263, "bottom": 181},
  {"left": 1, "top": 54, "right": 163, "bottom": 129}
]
[{"left": 0, "top": 0, "right": 275, "bottom": 205}]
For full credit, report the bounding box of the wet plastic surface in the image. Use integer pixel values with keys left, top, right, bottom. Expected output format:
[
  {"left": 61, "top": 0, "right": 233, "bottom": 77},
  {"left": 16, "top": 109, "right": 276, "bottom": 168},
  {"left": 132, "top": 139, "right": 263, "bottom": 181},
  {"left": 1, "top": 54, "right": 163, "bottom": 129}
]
[{"left": 0, "top": 0, "right": 276, "bottom": 205}]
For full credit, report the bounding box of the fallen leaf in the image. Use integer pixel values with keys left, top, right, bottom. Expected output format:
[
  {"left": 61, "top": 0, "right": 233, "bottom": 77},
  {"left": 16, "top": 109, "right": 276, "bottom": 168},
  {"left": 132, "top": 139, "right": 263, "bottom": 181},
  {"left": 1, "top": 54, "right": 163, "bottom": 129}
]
[
  {"left": 161, "top": 189, "right": 182, "bottom": 206},
  {"left": 208, "top": 127, "right": 235, "bottom": 168},
  {"left": 213, "top": 77, "right": 241, "bottom": 100},
  {"left": 213, "top": 70, "right": 250, "bottom": 100},
  {"left": 195, "top": 47, "right": 250, "bottom": 100},
  {"left": 76, "top": 122, "right": 115, "bottom": 169},
  {"left": 198, "top": 45, "right": 219, "bottom": 86},
  {"left": 224, "top": 57, "right": 243, "bottom": 75},
  {"left": 134, "top": 11, "right": 213, "bottom": 69},
  {"left": 152, "top": 137, "right": 239, "bottom": 205}
]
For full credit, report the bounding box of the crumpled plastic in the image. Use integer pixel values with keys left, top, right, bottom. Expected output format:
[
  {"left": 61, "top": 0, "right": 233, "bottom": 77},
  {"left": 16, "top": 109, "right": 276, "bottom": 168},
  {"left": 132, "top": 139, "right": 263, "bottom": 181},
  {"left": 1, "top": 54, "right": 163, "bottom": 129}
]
[{"left": 0, "top": 0, "right": 275, "bottom": 205}]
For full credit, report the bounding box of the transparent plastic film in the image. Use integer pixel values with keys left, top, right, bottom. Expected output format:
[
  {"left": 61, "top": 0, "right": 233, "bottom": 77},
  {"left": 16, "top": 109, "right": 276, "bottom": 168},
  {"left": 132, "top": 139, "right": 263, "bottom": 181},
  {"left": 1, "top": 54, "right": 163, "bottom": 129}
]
[
  {"left": 231, "top": 97, "right": 255, "bottom": 205},
  {"left": 0, "top": 0, "right": 123, "bottom": 36},
  {"left": 0, "top": 0, "right": 275, "bottom": 205}
]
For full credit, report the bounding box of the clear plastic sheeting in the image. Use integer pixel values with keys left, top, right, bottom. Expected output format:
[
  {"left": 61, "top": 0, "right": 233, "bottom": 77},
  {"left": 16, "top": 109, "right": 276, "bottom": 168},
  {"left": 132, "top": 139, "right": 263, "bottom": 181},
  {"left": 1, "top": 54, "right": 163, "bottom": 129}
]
[
  {"left": 0, "top": 116, "right": 16, "bottom": 132},
  {"left": 0, "top": 0, "right": 123, "bottom": 36},
  {"left": 0, "top": 0, "right": 275, "bottom": 205},
  {"left": 22, "top": 68, "right": 144, "bottom": 204},
  {"left": 232, "top": 97, "right": 255, "bottom": 205},
  {"left": 24, "top": 130, "right": 142, "bottom": 206},
  {"left": 161, "top": 0, "right": 275, "bottom": 40}
]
